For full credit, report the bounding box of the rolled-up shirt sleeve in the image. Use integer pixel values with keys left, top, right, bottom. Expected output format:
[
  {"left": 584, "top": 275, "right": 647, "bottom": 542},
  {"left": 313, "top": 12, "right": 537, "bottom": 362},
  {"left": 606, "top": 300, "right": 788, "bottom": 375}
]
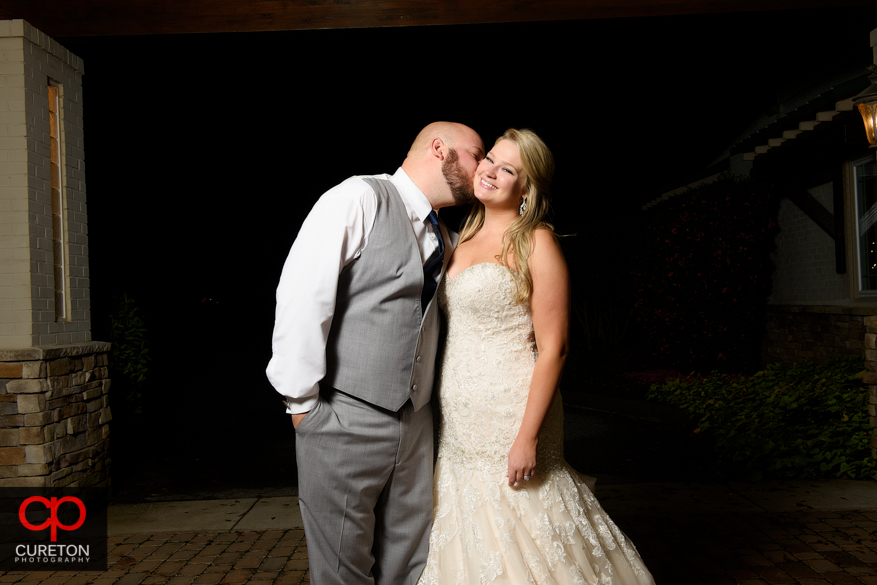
[{"left": 266, "top": 178, "right": 377, "bottom": 414}]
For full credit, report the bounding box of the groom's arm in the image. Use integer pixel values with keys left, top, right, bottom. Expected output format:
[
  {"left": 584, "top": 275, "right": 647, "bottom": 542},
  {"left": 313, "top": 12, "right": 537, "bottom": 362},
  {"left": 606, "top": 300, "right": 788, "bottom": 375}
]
[{"left": 266, "top": 178, "right": 378, "bottom": 417}]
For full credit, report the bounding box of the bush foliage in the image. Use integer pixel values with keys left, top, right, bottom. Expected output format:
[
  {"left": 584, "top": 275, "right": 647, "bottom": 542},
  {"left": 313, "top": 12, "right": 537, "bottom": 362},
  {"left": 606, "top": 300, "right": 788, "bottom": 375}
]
[
  {"left": 107, "top": 294, "right": 150, "bottom": 416},
  {"left": 632, "top": 175, "right": 779, "bottom": 372},
  {"left": 648, "top": 358, "right": 877, "bottom": 481}
]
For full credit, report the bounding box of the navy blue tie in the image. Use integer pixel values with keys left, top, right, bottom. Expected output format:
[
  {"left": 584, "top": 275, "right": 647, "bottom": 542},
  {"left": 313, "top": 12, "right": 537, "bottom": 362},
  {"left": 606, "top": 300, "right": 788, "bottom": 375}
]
[{"left": 421, "top": 211, "right": 445, "bottom": 312}]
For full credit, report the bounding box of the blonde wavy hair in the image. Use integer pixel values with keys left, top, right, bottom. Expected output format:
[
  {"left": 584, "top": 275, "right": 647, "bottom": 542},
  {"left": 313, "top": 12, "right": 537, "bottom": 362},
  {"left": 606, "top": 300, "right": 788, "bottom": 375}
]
[{"left": 458, "top": 128, "right": 556, "bottom": 304}]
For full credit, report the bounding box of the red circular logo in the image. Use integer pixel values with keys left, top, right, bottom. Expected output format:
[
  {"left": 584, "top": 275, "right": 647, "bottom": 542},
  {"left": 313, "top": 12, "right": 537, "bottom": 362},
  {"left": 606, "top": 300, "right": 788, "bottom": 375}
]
[{"left": 19, "top": 497, "right": 86, "bottom": 542}]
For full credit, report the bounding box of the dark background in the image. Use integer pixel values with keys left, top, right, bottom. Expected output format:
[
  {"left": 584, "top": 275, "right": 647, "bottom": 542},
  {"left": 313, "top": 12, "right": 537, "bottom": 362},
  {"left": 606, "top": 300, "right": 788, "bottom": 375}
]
[
  {"left": 54, "top": 8, "right": 877, "bottom": 498},
  {"left": 62, "top": 9, "right": 877, "bottom": 314}
]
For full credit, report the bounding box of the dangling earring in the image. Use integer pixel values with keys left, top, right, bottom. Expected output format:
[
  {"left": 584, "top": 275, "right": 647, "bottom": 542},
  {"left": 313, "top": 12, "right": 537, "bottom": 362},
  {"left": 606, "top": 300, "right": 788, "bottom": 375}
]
[{"left": 519, "top": 198, "right": 528, "bottom": 216}]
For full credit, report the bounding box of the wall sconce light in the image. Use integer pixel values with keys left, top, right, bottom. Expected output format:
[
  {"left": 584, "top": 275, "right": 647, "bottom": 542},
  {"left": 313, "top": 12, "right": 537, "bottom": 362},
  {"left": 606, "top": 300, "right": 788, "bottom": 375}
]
[{"left": 853, "top": 66, "right": 877, "bottom": 153}]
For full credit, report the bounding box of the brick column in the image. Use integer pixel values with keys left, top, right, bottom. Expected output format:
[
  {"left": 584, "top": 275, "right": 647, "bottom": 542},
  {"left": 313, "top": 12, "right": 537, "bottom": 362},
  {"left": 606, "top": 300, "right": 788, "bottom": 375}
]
[
  {"left": 870, "top": 27, "right": 877, "bottom": 459},
  {"left": 862, "top": 317, "right": 877, "bottom": 458},
  {"left": 0, "top": 21, "right": 111, "bottom": 487},
  {"left": 0, "top": 20, "right": 88, "bottom": 348}
]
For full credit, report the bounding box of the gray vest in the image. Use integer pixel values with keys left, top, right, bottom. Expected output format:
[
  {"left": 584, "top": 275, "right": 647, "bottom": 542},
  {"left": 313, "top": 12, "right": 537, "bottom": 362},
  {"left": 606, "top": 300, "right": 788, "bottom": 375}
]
[{"left": 323, "top": 177, "right": 442, "bottom": 411}]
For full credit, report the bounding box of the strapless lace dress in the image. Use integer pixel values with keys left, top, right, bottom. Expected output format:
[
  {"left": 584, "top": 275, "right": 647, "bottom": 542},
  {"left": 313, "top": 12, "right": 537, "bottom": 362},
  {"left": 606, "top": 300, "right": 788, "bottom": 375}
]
[{"left": 417, "top": 262, "right": 655, "bottom": 585}]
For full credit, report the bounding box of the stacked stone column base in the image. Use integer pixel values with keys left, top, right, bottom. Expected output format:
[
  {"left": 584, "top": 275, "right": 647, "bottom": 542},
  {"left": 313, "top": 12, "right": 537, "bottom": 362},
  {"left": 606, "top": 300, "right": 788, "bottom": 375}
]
[
  {"left": 862, "top": 317, "right": 877, "bottom": 459},
  {"left": 0, "top": 342, "right": 111, "bottom": 488},
  {"left": 762, "top": 306, "right": 869, "bottom": 366}
]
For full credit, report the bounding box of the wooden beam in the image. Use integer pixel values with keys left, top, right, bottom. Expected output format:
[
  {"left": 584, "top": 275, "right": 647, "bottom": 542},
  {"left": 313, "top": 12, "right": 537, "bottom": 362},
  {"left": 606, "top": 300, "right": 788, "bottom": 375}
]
[
  {"left": 832, "top": 166, "right": 847, "bottom": 275},
  {"left": 785, "top": 187, "right": 837, "bottom": 241},
  {"left": 1, "top": 0, "right": 874, "bottom": 37},
  {"left": 784, "top": 183, "right": 849, "bottom": 275}
]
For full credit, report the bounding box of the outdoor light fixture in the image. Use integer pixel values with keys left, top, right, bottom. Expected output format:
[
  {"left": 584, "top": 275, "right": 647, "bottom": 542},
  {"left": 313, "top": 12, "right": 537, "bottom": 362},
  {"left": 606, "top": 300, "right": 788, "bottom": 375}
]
[{"left": 853, "top": 65, "right": 877, "bottom": 156}]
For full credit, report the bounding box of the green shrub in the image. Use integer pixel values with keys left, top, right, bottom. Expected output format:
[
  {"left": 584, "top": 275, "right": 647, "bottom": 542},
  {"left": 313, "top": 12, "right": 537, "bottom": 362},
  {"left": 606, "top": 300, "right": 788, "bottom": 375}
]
[
  {"left": 632, "top": 175, "right": 779, "bottom": 373},
  {"left": 107, "top": 294, "right": 150, "bottom": 416},
  {"left": 648, "top": 358, "right": 877, "bottom": 481}
]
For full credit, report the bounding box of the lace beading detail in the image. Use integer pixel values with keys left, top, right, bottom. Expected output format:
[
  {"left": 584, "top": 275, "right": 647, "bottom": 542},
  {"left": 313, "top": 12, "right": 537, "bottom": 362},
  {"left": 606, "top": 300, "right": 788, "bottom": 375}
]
[
  {"left": 418, "top": 263, "right": 655, "bottom": 585},
  {"left": 435, "top": 263, "right": 565, "bottom": 476}
]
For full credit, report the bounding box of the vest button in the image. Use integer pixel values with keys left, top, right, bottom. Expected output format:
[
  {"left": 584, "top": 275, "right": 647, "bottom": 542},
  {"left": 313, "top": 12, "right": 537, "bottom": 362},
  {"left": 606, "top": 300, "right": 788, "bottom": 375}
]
[
  {"left": 411, "top": 384, "right": 418, "bottom": 391},
  {"left": 416, "top": 355, "right": 422, "bottom": 362}
]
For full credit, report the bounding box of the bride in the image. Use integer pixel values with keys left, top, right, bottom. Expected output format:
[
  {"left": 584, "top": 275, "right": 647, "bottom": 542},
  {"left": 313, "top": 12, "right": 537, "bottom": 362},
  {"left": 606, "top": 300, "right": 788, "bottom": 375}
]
[{"left": 417, "top": 129, "right": 655, "bottom": 585}]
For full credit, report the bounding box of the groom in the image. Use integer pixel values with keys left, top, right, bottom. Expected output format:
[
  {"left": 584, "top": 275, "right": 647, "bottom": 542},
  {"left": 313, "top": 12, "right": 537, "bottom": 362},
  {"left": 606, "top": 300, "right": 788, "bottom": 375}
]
[{"left": 266, "top": 122, "right": 484, "bottom": 584}]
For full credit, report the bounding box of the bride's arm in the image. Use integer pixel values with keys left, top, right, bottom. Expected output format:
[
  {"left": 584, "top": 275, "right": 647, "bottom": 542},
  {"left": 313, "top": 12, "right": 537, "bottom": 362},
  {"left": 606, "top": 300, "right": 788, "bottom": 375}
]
[{"left": 507, "top": 228, "right": 570, "bottom": 487}]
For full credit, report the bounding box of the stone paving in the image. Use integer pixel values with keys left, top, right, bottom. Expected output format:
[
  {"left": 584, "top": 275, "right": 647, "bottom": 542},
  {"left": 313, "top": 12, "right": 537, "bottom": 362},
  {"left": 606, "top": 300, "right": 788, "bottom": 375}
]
[
  {"left": 620, "top": 507, "right": 877, "bottom": 585},
  {"left": 0, "top": 530, "right": 310, "bottom": 585},
  {"left": 1, "top": 506, "right": 876, "bottom": 584}
]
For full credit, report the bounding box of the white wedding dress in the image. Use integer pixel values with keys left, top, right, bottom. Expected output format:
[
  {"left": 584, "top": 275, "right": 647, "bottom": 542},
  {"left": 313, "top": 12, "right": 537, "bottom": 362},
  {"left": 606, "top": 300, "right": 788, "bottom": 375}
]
[{"left": 418, "top": 262, "right": 655, "bottom": 585}]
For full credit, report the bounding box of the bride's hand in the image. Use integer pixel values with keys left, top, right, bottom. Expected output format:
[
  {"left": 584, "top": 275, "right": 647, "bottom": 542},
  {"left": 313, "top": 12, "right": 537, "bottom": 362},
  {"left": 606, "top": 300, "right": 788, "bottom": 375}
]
[{"left": 507, "top": 436, "right": 537, "bottom": 487}]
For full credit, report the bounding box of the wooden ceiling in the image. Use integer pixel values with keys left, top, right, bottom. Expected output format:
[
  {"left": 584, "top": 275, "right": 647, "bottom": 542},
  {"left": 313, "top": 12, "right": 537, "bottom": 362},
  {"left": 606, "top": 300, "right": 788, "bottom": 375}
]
[{"left": 1, "top": 0, "right": 875, "bottom": 37}]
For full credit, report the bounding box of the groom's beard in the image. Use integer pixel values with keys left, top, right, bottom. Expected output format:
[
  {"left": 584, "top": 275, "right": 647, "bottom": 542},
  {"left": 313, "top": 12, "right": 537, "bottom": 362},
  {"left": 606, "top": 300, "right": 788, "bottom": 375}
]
[{"left": 442, "top": 148, "right": 475, "bottom": 205}]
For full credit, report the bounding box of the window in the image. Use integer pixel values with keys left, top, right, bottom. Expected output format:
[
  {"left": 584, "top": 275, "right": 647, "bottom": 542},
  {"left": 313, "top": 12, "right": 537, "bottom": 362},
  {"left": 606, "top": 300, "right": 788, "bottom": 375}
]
[
  {"left": 854, "top": 156, "right": 877, "bottom": 294},
  {"left": 48, "top": 83, "right": 67, "bottom": 321}
]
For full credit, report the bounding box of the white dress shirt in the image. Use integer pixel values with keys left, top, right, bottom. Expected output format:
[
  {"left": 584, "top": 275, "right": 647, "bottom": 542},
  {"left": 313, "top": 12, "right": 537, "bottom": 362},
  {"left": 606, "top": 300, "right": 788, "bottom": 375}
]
[{"left": 266, "top": 168, "right": 442, "bottom": 414}]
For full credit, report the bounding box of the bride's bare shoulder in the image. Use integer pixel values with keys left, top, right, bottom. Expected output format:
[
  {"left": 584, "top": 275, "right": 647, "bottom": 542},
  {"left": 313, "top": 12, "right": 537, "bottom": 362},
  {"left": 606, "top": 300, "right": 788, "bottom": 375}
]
[{"left": 530, "top": 228, "right": 565, "bottom": 265}]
